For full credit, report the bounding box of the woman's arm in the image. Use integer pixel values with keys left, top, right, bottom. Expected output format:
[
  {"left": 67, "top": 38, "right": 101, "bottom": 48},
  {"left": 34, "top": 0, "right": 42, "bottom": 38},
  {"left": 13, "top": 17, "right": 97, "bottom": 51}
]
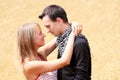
[
  {"left": 38, "top": 37, "right": 57, "bottom": 57},
  {"left": 23, "top": 32, "right": 75, "bottom": 75},
  {"left": 38, "top": 22, "right": 82, "bottom": 57},
  {"left": 23, "top": 23, "right": 82, "bottom": 75}
]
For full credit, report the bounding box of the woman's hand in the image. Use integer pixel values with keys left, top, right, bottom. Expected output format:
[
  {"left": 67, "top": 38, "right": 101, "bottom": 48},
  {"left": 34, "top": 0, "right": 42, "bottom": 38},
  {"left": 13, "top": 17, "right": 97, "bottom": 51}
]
[{"left": 71, "top": 22, "right": 82, "bottom": 36}]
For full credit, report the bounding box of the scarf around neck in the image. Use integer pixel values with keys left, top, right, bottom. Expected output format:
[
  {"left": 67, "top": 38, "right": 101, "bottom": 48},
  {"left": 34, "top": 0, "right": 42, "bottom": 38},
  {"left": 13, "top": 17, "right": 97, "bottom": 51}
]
[{"left": 56, "top": 26, "right": 72, "bottom": 58}]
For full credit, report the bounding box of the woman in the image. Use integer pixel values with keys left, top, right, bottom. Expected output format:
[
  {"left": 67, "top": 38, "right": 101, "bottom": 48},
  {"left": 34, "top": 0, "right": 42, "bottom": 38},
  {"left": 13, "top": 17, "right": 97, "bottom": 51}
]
[{"left": 17, "top": 22, "right": 82, "bottom": 80}]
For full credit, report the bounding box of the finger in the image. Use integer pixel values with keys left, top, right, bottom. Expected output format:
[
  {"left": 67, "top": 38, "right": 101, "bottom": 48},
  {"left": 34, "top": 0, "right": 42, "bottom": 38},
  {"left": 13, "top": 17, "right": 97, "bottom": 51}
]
[
  {"left": 78, "top": 24, "right": 82, "bottom": 34},
  {"left": 76, "top": 25, "right": 79, "bottom": 35},
  {"left": 72, "top": 25, "right": 75, "bottom": 33},
  {"left": 75, "top": 25, "right": 79, "bottom": 36}
]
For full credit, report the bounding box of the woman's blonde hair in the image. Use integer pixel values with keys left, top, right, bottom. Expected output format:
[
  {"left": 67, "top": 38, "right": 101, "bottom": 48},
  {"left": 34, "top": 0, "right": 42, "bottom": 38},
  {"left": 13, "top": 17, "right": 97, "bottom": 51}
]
[{"left": 17, "top": 22, "right": 40, "bottom": 64}]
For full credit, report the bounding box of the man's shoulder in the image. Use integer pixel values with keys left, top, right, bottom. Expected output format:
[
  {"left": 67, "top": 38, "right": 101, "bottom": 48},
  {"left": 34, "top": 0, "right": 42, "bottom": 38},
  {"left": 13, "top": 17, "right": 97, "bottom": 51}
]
[
  {"left": 75, "top": 34, "right": 88, "bottom": 42},
  {"left": 74, "top": 34, "right": 89, "bottom": 47}
]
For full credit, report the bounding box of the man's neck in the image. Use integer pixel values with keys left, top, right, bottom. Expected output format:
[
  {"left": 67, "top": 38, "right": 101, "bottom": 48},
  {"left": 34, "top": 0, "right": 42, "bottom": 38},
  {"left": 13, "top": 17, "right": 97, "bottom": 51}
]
[{"left": 60, "top": 23, "right": 70, "bottom": 35}]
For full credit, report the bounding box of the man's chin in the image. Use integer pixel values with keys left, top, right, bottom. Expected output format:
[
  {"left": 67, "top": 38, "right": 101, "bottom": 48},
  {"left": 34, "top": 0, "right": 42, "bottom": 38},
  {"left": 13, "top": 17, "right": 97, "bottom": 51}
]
[{"left": 53, "top": 34, "right": 59, "bottom": 37}]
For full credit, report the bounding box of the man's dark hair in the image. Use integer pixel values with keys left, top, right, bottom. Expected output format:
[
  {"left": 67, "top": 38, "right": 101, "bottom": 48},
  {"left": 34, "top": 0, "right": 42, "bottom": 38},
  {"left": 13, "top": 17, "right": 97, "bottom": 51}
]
[{"left": 39, "top": 5, "right": 68, "bottom": 22}]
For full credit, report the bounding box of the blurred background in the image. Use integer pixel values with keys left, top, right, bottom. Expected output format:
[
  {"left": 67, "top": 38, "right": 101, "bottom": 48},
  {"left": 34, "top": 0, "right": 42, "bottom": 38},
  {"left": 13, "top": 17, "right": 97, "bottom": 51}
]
[{"left": 0, "top": 0, "right": 120, "bottom": 80}]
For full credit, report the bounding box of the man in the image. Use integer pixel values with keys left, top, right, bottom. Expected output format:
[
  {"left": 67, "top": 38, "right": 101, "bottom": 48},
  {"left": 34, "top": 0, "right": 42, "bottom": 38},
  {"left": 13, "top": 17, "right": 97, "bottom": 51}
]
[{"left": 39, "top": 4, "right": 91, "bottom": 80}]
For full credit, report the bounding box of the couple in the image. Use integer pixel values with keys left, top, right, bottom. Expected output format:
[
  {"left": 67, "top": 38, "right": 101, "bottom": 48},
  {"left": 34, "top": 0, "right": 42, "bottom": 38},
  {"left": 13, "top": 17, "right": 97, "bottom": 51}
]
[{"left": 17, "top": 5, "right": 91, "bottom": 80}]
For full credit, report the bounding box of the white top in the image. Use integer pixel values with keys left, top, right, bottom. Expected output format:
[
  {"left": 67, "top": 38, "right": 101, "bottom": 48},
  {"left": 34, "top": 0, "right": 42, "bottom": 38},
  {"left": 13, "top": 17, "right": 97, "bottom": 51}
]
[{"left": 37, "top": 71, "right": 57, "bottom": 80}]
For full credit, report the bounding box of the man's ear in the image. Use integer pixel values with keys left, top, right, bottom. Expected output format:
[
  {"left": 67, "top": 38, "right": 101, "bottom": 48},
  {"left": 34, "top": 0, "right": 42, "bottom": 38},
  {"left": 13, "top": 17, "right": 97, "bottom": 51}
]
[{"left": 56, "top": 17, "right": 63, "bottom": 23}]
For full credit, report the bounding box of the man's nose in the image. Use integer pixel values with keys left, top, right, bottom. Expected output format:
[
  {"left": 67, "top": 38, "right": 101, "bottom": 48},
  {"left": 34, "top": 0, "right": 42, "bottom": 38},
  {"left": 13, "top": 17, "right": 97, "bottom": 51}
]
[{"left": 46, "top": 29, "right": 50, "bottom": 33}]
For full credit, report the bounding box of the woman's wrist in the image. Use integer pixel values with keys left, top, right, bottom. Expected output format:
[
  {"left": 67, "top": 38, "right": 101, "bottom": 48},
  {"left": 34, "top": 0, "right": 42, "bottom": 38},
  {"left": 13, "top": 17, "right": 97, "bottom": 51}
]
[{"left": 70, "top": 32, "right": 75, "bottom": 38}]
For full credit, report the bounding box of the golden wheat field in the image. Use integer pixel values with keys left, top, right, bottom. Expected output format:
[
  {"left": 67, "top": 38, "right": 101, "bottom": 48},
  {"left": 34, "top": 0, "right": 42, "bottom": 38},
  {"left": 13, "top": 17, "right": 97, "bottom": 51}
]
[{"left": 0, "top": 0, "right": 120, "bottom": 80}]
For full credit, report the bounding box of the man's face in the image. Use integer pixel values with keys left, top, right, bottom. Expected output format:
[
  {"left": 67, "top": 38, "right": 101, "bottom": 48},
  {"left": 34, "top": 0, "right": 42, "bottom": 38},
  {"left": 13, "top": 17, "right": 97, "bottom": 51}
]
[{"left": 41, "top": 15, "right": 61, "bottom": 36}]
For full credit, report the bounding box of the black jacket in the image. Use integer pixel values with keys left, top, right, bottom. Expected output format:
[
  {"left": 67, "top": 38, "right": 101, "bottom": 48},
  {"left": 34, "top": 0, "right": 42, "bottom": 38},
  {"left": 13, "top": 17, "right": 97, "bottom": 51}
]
[{"left": 57, "top": 34, "right": 91, "bottom": 80}]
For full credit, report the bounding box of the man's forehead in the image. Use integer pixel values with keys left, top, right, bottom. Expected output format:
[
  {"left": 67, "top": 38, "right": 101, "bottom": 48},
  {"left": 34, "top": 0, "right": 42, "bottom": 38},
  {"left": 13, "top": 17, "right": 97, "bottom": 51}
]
[
  {"left": 42, "top": 15, "right": 50, "bottom": 21},
  {"left": 42, "top": 16, "right": 51, "bottom": 24}
]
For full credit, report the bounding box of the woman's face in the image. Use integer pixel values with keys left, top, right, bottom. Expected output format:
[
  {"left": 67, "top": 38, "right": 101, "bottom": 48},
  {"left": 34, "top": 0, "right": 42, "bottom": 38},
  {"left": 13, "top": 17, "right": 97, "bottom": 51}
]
[{"left": 34, "top": 26, "right": 46, "bottom": 48}]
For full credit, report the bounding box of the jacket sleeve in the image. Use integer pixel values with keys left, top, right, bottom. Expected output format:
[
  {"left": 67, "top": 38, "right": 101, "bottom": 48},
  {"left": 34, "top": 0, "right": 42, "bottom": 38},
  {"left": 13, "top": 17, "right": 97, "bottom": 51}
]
[{"left": 73, "top": 37, "right": 91, "bottom": 80}]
